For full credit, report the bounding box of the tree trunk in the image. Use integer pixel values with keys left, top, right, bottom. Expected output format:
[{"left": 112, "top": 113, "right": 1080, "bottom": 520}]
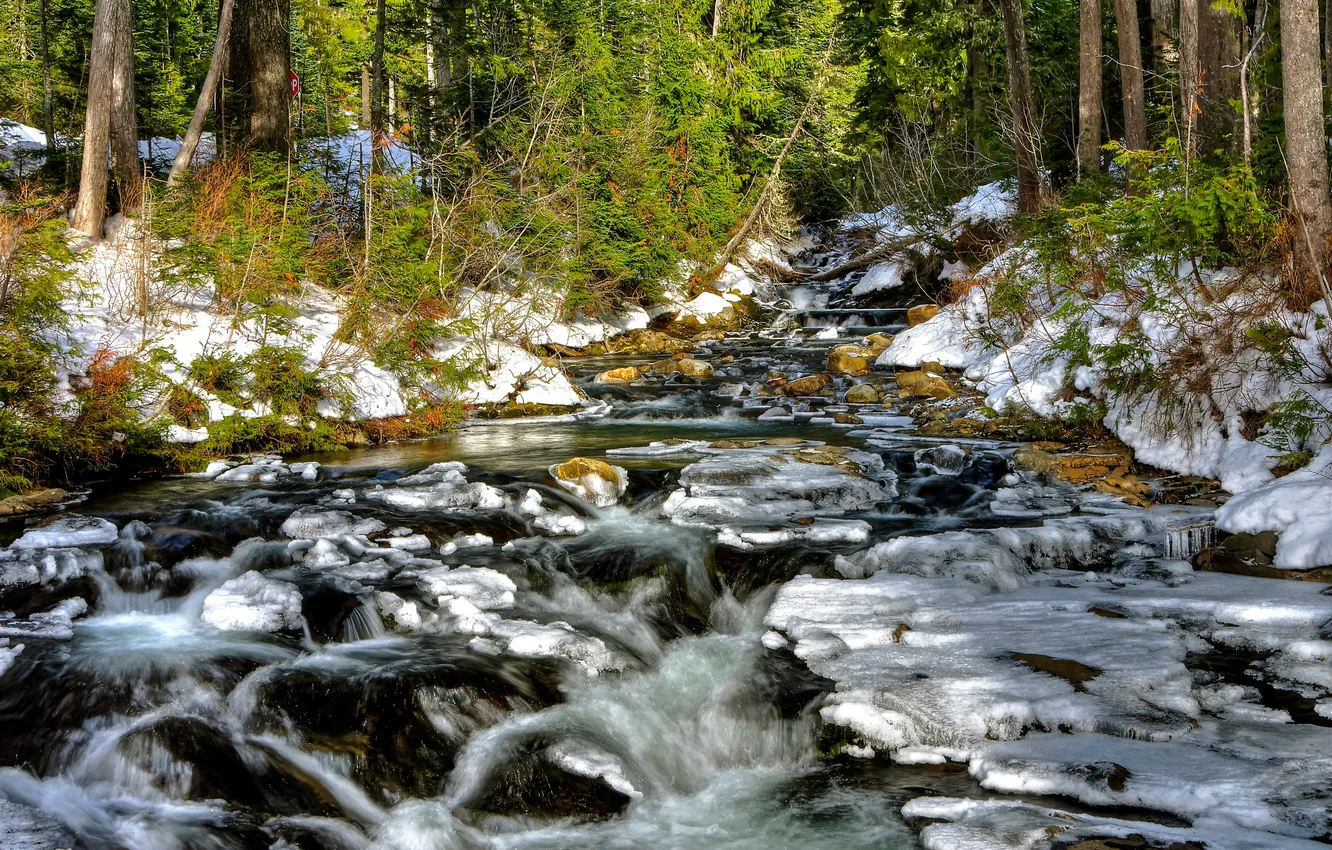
[
  {"left": 1325, "top": 0, "right": 1332, "bottom": 104},
  {"left": 109, "top": 0, "right": 138, "bottom": 208},
  {"left": 72, "top": 0, "right": 122, "bottom": 238},
  {"left": 371, "top": 0, "right": 386, "bottom": 137},
  {"left": 1195, "top": 0, "right": 1241, "bottom": 154},
  {"left": 224, "top": 0, "right": 252, "bottom": 147},
  {"left": 711, "top": 0, "right": 722, "bottom": 37},
  {"left": 1281, "top": 0, "right": 1332, "bottom": 277},
  {"left": 361, "top": 62, "right": 372, "bottom": 128},
  {"left": 247, "top": 0, "right": 289, "bottom": 151},
  {"left": 1078, "top": 0, "right": 1103, "bottom": 176},
  {"left": 999, "top": 0, "right": 1041, "bottom": 213},
  {"left": 38, "top": 0, "right": 55, "bottom": 150},
  {"left": 169, "top": 0, "right": 236, "bottom": 185},
  {"left": 1114, "top": 0, "right": 1148, "bottom": 152},
  {"left": 1178, "top": 0, "right": 1198, "bottom": 157}
]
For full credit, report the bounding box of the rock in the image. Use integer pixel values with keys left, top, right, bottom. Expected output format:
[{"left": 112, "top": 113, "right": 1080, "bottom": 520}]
[
  {"left": 0, "top": 488, "right": 70, "bottom": 517},
  {"left": 0, "top": 799, "right": 79, "bottom": 850},
  {"left": 649, "top": 357, "right": 713, "bottom": 378},
  {"left": 920, "top": 361, "right": 945, "bottom": 375},
  {"left": 783, "top": 373, "right": 833, "bottom": 396},
  {"left": 895, "top": 370, "right": 955, "bottom": 399},
  {"left": 843, "top": 383, "right": 879, "bottom": 404},
  {"left": 550, "top": 457, "right": 629, "bottom": 507},
  {"left": 833, "top": 412, "right": 864, "bottom": 425},
  {"left": 615, "top": 329, "right": 693, "bottom": 355},
  {"left": 826, "top": 345, "right": 871, "bottom": 375},
  {"left": 864, "top": 333, "right": 895, "bottom": 354},
  {"left": 1222, "top": 530, "right": 1278, "bottom": 565},
  {"left": 692, "top": 328, "right": 727, "bottom": 341},
  {"left": 915, "top": 445, "right": 968, "bottom": 476},
  {"left": 907, "top": 304, "right": 940, "bottom": 327},
  {"left": 1194, "top": 547, "right": 1291, "bottom": 580},
  {"left": 594, "top": 367, "right": 642, "bottom": 385}
]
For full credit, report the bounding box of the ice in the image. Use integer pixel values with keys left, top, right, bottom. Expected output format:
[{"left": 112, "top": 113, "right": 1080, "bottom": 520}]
[
  {"left": 550, "top": 461, "right": 629, "bottom": 508},
  {"left": 200, "top": 571, "right": 303, "bottom": 632},
  {"left": 280, "top": 508, "right": 387, "bottom": 539},
  {"left": 9, "top": 516, "right": 119, "bottom": 551},
  {"left": 417, "top": 566, "right": 517, "bottom": 612},
  {"left": 365, "top": 463, "right": 508, "bottom": 512},
  {"left": 1215, "top": 444, "right": 1332, "bottom": 569},
  {"left": 661, "top": 447, "right": 895, "bottom": 527},
  {"left": 0, "top": 640, "right": 22, "bottom": 678},
  {"left": 214, "top": 458, "right": 290, "bottom": 483},
  {"left": 903, "top": 796, "right": 1329, "bottom": 850}
]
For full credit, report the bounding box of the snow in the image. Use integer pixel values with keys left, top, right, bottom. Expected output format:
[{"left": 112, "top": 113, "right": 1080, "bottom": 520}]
[
  {"left": 280, "top": 508, "right": 387, "bottom": 540},
  {"left": 850, "top": 261, "right": 905, "bottom": 297},
  {"left": 200, "top": 571, "right": 303, "bottom": 632},
  {"left": 9, "top": 516, "right": 119, "bottom": 551},
  {"left": 364, "top": 462, "right": 508, "bottom": 512},
  {"left": 1215, "top": 443, "right": 1332, "bottom": 569}
]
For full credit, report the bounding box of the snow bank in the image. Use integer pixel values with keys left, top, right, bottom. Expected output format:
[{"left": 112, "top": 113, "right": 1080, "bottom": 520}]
[{"left": 1215, "top": 443, "right": 1332, "bottom": 569}]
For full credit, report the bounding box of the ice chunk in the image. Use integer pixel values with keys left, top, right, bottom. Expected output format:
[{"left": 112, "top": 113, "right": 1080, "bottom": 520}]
[
  {"left": 201, "top": 571, "right": 303, "bottom": 632},
  {"left": 9, "top": 516, "right": 119, "bottom": 550},
  {"left": 914, "top": 445, "right": 968, "bottom": 476},
  {"left": 280, "top": 508, "right": 387, "bottom": 539}
]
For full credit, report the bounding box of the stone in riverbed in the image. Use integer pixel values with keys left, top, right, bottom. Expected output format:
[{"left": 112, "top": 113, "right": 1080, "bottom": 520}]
[
  {"left": 550, "top": 457, "right": 629, "bottom": 507},
  {"left": 895, "top": 370, "right": 955, "bottom": 399},
  {"left": 594, "top": 366, "right": 642, "bottom": 384},
  {"left": 0, "top": 488, "right": 70, "bottom": 517},
  {"left": 826, "top": 345, "right": 871, "bottom": 375},
  {"left": 864, "top": 332, "right": 895, "bottom": 354},
  {"left": 907, "top": 304, "right": 940, "bottom": 327},
  {"left": 648, "top": 357, "right": 713, "bottom": 378},
  {"left": 844, "top": 383, "right": 879, "bottom": 404},
  {"left": 783, "top": 373, "right": 832, "bottom": 396}
]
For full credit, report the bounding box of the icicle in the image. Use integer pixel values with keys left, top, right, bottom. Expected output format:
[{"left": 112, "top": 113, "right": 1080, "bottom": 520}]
[{"left": 1163, "top": 522, "right": 1214, "bottom": 560}]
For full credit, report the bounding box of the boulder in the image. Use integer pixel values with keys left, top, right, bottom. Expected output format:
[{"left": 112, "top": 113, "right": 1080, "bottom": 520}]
[
  {"left": 783, "top": 373, "right": 833, "bottom": 396},
  {"left": 864, "top": 333, "right": 895, "bottom": 354},
  {"left": 843, "top": 383, "right": 879, "bottom": 404},
  {"left": 895, "top": 370, "right": 955, "bottom": 399},
  {"left": 615, "top": 329, "right": 693, "bottom": 355},
  {"left": 594, "top": 367, "right": 643, "bottom": 385},
  {"left": 826, "top": 345, "right": 871, "bottom": 375},
  {"left": 550, "top": 457, "right": 628, "bottom": 507},
  {"left": 649, "top": 357, "right": 713, "bottom": 379},
  {"left": 0, "top": 488, "right": 70, "bottom": 517},
  {"left": 833, "top": 412, "right": 864, "bottom": 425},
  {"left": 907, "top": 304, "right": 940, "bottom": 327}
]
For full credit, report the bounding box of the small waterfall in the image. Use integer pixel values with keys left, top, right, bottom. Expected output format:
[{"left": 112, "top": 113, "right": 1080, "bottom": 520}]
[
  {"left": 1162, "top": 522, "right": 1214, "bottom": 560},
  {"left": 341, "top": 599, "right": 387, "bottom": 642}
]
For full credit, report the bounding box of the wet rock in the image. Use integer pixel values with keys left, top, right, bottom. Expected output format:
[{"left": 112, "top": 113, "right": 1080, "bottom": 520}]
[
  {"left": 648, "top": 357, "right": 713, "bottom": 379},
  {"left": 895, "top": 370, "right": 955, "bottom": 399},
  {"left": 783, "top": 373, "right": 832, "bottom": 396},
  {"left": 467, "top": 746, "right": 634, "bottom": 820},
  {"left": 594, "top": 366, "right": 643, "bottom": 385},
  {"left": 201, "top": 571, "right": 303, "bottom": 632},
  {"left": 833, "top": 412, "right": 864, "bottom": 425},
  {"left": 0, "top": 488, "right": 70, "bottom": 517},
  {"left": 843, "top": 383, "right": 879, "bottom": 404},
  {"left": 826, "top": 345, "right": 871, "bottom": 375},
  {"left": 0, "top": 799, "right": 79, "bottom": 850},
  {"left": 1222, "top": 530, "right": 1278, "bottom": 564},
  {"left": 863, "top": 332, "right": 895, "bottom": 354},
  {"left": 550, "top": 458, "right": 629, "bottom": 508},
  {"left": 612, "top": 328, "right": 694, "bottom": 355},
  {"left": 907, "top": 304, "right": 940, "bottom": 327},
  {"left": 914, "top": 445, "right": 968, "bottom": 476}
]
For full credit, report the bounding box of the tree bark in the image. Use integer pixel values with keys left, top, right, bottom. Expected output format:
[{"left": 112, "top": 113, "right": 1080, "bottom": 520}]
[
  {"left": 1178, "top": 0, "right": 1198, "bottom": 157},
  {"left": 1195, "top": 0, "right": 1241, "bottom": 154},
  {"left": 371, "top": 0, "right": 386, "bottom": 137},
  {"left": 109, "top": 0, "right": 138, "bottom": 208},
  {"left": 247, "top": 0, "right": 289, "bottom": 151},
  {"left": 169, "top": 0, "right": 236, "bottom": 185},
  {"left": 38, "top": 0, "right": 55, "bottom": 151},
  {"left": 1114, "top": 0, "right": 1148, "bottom": 152},
  {"left": 1281, "top": 0, "right": 1332, "bottom": 277},
  {"left": 72, "top": 0, "right": 123, "bottom": 238},
  {"left": 1078, "top": 0, "right": 1103, "bottom": 176},
  {"left": 361, "top": 62, "right": 372, "bottom": 128},
  {"left": 999, "top": 0, "right": 1041, "bottom": 213}
]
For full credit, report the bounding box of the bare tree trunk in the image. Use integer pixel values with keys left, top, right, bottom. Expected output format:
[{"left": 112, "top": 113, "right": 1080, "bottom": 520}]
[
  {"left": 1178, "top": 0, "right": 1198, "bottom": 158},
  {"left": 109, "top": 0, "right": 138, "bottom": 209},
  {"left": 247, "top": 0, "right": 289, "bottom": 151},
  {"left": 711, "top": 0, "right": 722, "bottom": 37},
  {"left": 1114, "top": 0, "right": 1149, "bottom": 152},
  {"left": 1240, "top": 0, "right": 1268, "bottom": 165},
  {"left": 1078, "top": 0, "right": 1103, "bottom": 176},
  {"left": 169, "top": 0, "right": 236, "bottom": 185},
  {"left": 73, "top": 0, "right": 123, "bottom": 238},
  {"left": 361, "top": 63, "right": 372, "bottom": 128},
  {"left": 1281, "top": 0, "right": 1332, "bottom": 278},
  {"left": 38, "top": 0, "right": 55, "bottom": 151},
  {"left": 999, "top": 0, "right": 1041, "bottom": 213}
]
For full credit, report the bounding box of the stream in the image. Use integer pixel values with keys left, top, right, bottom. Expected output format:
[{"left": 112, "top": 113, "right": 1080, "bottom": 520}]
[{"left": 2, "top": 233, "right": 1331, "bottom": 850}]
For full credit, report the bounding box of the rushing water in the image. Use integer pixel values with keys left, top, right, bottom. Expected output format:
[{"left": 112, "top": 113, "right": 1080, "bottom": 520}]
[{"left": 3, "top": 256, "right": 1233, "bottom": 850}]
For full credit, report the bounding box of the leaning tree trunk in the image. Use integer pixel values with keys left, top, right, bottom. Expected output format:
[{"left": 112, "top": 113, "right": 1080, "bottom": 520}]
[
  {"left": 999, "top": 0, "right": 1041, "bottom": 213},
  {"left": 247, "top": 0, "right": 289, "bottom": 151},
  {"left": 169, "top": 0, "right": 237, "bottom": 185},
  {"left": 1114, "top": 0, "right": 1149, "bottom": 152},
  {"left": 72, "top": 0, "right": 124, "bottom": 238},
  {"left": 1077, "top": 0, "right": 1103, "bottom": 176},
  {"left": 1281, "top": 0, "right": 1332, "bottom": 282},
  {"left": 109, "top": 0, "right": 138, "bottom": 209}
]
